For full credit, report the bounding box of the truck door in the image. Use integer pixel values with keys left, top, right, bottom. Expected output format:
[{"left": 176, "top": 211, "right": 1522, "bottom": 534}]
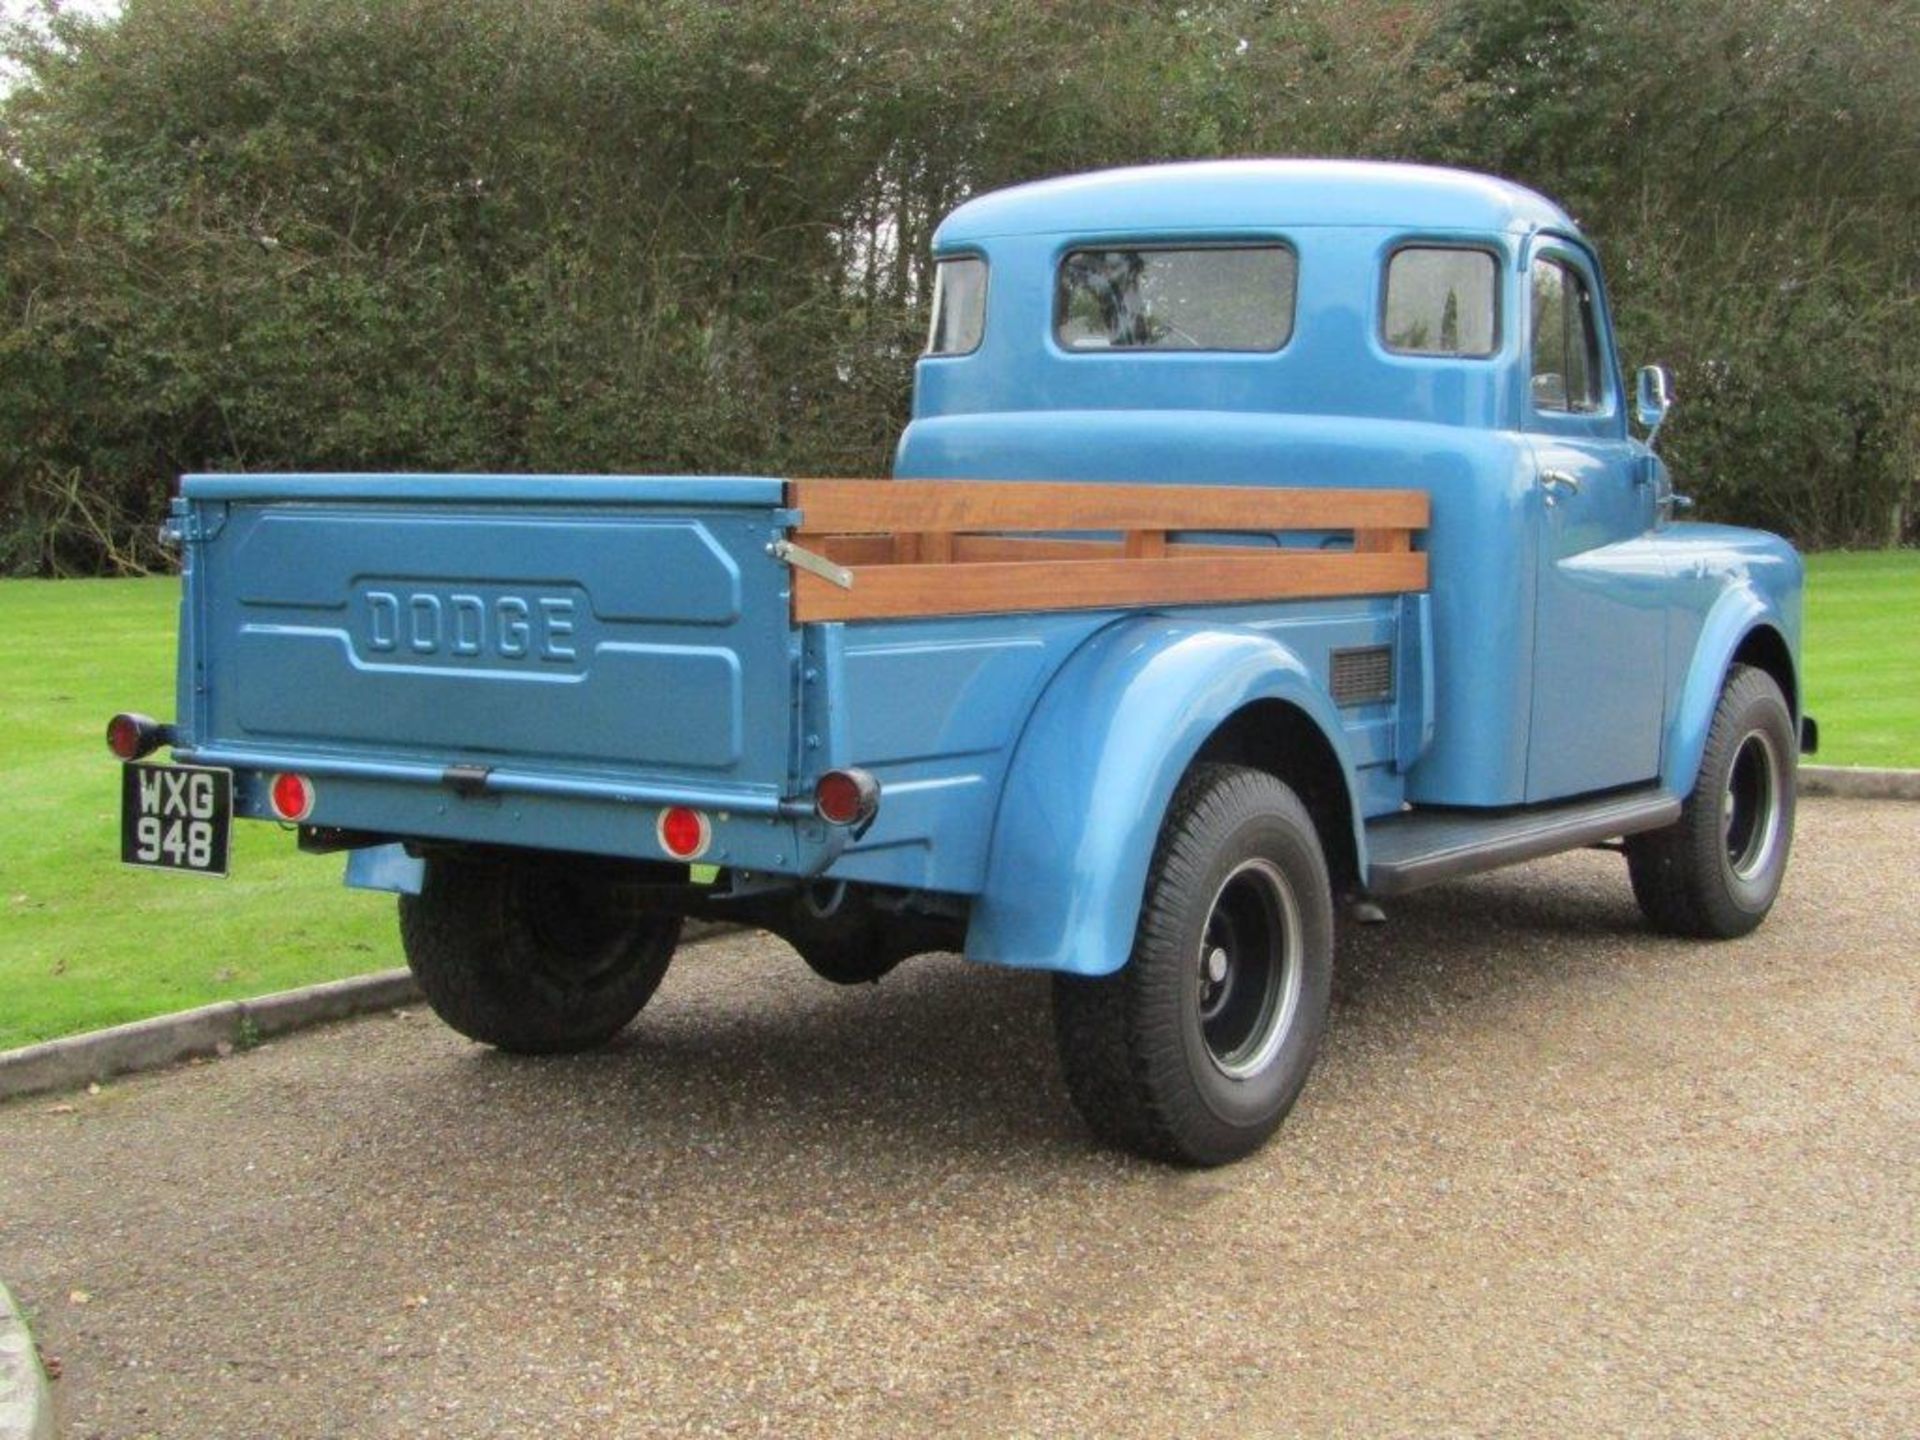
[{"left": 1523, "top": 240, "right": 1667, "bottom": 802}]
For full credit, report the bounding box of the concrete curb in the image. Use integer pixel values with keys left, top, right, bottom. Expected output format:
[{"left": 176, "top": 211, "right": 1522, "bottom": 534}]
[
  {"left": 0, "top": 970, "right": 422, "bottom": 1105},
  {"left": 1800, "top": 765, "right": 1920, "bottom": 801},
  {"left": 0, "top": 920, "right": 746, "bottom": 1105},
  {"left": 0, "top": 1280, "right": 52, "bottom": 1440}
]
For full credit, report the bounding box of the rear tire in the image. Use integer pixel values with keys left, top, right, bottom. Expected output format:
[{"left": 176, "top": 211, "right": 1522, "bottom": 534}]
[
  {"left": 1052, "top": 765, "right": 1334, "bottom": 1167},
  {"left": 399, "top": 857, "right": 680, "bottom": 1053},
  {"left": 1627, "top": 664, "right": 1796, "bottom": 939}
]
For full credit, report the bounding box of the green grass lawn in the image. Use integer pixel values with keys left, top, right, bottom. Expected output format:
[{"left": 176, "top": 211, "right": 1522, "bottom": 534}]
[
  {"left": 1, "top": 577, "right": 399, "bottom": 1050},
  {"left": 1802, "top": 550, "right": 1920, "bottom": 769},
  {"left": 1, "top": 552, "right": 1914, "bottom": 1048}
]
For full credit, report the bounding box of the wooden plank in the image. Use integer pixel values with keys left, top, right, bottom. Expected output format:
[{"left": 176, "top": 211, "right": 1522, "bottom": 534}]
[
  {"left": 954, "top": 534, "right": 1244, "bottom": 563},
  {"left": 792, "top": 550, "right": 1428, "bottom": 623},
  {"left": 951, "top": 534, "right": 1411, "bottom": 563},
  {"left": 790, "top": 479, "right": 1429, "bottom": 536},
  {"left": 1124, "top": 529, "right": 1167, "bottom": 559},
  {"left": 920, "top": 531, "right": 955, "bottom": 564},
  {"left": 1355, "top": 528, "right": 1411, "bottom": 554},
  {"left": 891, "top": 532, "right": 922, "bottom": 564},
  {"left": 818, "top": 531, "right": 1419, "bottom": 566},
  {"left": 834, "top": 533, "right": 1286, "bottom": 565}
]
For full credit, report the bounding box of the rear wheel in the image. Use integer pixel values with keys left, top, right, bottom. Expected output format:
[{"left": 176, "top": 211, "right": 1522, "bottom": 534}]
[
  {"left": 1627, "top": 664, "right": 1796, "bottom": 938},
  {"left": 399, "top": 856, "right": 680, "bottom": 1052},
  {"left": 1052, "top": 765, "right": 1334, "bottom": 1167}
]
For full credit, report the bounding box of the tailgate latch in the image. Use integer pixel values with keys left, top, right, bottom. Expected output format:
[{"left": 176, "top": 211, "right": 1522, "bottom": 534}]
[{"left": 769, "top": 540, "right": 853, "bottom": 591}]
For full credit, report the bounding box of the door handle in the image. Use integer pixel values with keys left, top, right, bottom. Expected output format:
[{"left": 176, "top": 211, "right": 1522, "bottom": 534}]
[{"left": 1539, "top": 469, "right": 1581, "bottom": 505}]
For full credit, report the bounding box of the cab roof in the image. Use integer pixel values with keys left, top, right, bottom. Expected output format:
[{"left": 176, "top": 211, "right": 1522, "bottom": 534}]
[{"left": 934, "top": 159, "right": 1581, "bottom": 247}]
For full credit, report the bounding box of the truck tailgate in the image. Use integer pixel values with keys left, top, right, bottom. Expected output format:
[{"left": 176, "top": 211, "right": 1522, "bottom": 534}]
[{"left": 175, "top": 474, "right": 797, "bottom": 804}]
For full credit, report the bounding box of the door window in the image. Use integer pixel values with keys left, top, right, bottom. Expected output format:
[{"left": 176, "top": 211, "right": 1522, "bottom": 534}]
[{"left": 1530, "top": 258, "right": 1604, "bottom": 413}]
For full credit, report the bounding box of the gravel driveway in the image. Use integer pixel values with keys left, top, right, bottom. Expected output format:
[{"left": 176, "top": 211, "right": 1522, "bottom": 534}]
[{"left": 3, "top": 797, "right": 1914, "bottom": 1439}]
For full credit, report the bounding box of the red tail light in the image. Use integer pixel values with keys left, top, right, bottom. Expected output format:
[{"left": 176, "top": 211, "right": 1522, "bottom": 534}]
[
  {"left": 657, "top": 806, "right": 710, "bottom": 860},
  {"left": 814, "top": 768, "right": 880, "bottom": 828},
  {"left": 105, "top": 712, "right": 172, "bottom": 761},
  {"left": 268, "top": 772, "right": 316, "bottom": 822}
]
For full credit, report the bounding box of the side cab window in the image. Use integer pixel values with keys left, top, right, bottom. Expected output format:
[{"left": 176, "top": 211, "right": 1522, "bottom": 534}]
[
  {"left": 1529, "top": 256, "right": 1607, "bottom": 414},
  {"left": 1382, "top": 246, "right": 1499, "bottom": 357}
]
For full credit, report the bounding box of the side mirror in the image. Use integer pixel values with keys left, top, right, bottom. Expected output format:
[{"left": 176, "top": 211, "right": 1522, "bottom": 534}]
[{"left": 1635, "top": 364, "right": 1674, "bottom": 449}]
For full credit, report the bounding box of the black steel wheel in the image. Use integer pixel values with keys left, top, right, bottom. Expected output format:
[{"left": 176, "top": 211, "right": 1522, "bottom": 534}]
[
  {"left": 1196, "top": 856, "right": 1307, "bottom": 1081},
  {"left": 1052, "top": 764, "right": 1334, "bottom": 1167},
  {"left": 399, "top": 856, "right": 680, "bottom": 1053},
  {"left": 1628, "top": 663, "right": 1797, "bottom": 939}
]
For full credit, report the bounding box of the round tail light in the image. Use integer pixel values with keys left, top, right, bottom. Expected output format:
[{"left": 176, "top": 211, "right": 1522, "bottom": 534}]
[
  {"left": 268, "top": 772, "right": 316, "bottom": 822},
  {"left": 814, "top": 768, "right": 880, "bottom": 828},
  {"left": 105, "top": 712, "right": 170, "bottom": 761},
  {"left": 657, "top": 806, "right": 710, "bottom": 860}
]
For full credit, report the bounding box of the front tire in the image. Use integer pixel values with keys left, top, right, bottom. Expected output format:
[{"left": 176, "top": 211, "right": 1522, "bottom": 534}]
[
  {"left": 1052, "top": 765, "right": 1334, "bottom": 1167},
  {"left": 399, "top": 857, "right": 681, "bottom": 1053},
  {"left": 1627, "top": 664, "right": 1796, "bottom": 939}
]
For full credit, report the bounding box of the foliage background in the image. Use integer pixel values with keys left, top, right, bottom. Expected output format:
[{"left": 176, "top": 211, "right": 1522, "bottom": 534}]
[{"left": 1, "top": 0, "right": 1915, "bottom": 575}]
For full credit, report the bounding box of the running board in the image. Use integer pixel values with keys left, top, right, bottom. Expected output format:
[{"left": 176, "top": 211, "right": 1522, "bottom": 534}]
[{"left": 1365, "top": 788, "right": 1681, "bottom": 897}]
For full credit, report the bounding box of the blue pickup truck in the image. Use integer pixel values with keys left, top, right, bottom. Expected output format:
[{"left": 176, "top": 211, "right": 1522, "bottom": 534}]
[{"left": 109, "top": 161, "right": 1810, "bottom": 1165}]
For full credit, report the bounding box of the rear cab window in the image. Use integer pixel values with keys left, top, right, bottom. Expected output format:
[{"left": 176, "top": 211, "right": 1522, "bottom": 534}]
[
  {"left": 926, "top": 256, "right": 989, "bottom": 356},
  {"left": 1382, "top": 247, "right": 1499, "bottom": 357},
  {"left": 1055, "top": 245, "right": 1297, "bottom": 352}
]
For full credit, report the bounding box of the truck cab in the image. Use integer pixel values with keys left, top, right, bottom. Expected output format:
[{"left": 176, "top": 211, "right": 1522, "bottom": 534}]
[
  {"left": 905, "top": 160, "right": 1800, "bottom": 815},
  {"left": 111, "top": 161, "right": 1807, "bottom": 1166}
]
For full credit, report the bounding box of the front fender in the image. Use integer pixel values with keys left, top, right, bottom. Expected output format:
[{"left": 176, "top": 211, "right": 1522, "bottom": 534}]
[
  {"left": 965, "top": 617, "right": 1362, "bottom": 976},
  {"left": 1664, "top": 584, "right": 1793, "bottom": 796}
]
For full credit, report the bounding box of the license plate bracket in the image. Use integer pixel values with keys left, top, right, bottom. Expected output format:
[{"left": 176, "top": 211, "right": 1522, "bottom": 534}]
[{"left": 119, "top": 761, "right": 233, "bottom": 876}]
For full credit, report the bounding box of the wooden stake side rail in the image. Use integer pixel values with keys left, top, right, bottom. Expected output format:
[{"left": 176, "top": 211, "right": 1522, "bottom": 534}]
[
  {"left": 792, "top": 479, "right": 1427, "bottom": 534},
  {"left": 784, "top": 478, "right": 1428, "bottom": 623}
]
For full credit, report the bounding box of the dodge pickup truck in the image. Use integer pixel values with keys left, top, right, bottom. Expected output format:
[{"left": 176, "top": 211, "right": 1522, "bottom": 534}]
[{"left": 108, "top": 161, "right": 1811, "bottom": 1166}]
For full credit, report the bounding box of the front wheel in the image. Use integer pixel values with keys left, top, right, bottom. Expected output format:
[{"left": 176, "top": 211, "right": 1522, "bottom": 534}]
[
  {"left": 1052, "top": 765, "right": 1334, "bottom": 1167},
  {"left": 399, "top": 857, "right": 681, "bottom": 1053},
  {"left": 1627, "top": 663, "right": 1796, "bottom": 939}
]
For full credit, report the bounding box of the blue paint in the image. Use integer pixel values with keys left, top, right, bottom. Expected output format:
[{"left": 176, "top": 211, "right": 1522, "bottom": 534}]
[
  {"left": 157, "top": 161, "right": 1802, "bottom": 977},
  {"left": 897, "top": 410, "right": 1539, "bottom": 805},
  {"left": 345, "top": 843, "right": 425, "bottom": 896},
  {"left": 182, "top": 473, "right": 788, "bottom": 507},
  {"left": 1655, "top": 528, "right": 1803, "bottom": 794},
  {"left": 1394, "top": 593, "right": 1436, "bottom": 774},
  {"left": 966, "top": 617, "right": 1365, "bottom": 975}
]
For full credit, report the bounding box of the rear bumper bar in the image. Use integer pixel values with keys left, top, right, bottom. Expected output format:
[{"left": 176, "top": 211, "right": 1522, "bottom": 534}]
[{"left": 174, "top": 745, "right": 814, "bottom": 820}]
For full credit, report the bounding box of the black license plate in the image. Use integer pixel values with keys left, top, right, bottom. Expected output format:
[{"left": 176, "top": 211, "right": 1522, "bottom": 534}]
[{"left": 120, "top": 762, "right": 232, "bottom": 876}]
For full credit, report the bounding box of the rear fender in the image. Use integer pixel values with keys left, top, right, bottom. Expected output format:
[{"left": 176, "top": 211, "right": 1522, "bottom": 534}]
[{"left": 965, "top": 618, "right": 1362, "bottom": 976}]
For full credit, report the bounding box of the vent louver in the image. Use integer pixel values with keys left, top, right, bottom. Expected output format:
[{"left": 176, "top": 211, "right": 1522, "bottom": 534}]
[{"left": 1330, "top": 645, "right": 1393, "bottom": 706}]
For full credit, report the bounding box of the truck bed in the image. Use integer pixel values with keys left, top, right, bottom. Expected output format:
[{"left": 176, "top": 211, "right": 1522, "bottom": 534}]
[{"left": 169, "top": 471, "right": 1429, "bottom": 888}]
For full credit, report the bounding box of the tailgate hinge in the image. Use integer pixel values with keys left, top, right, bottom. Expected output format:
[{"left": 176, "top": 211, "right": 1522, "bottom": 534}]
[
  {"left": 163, "top": 499, "right": 228, "bottom": 547},
  {"left": 442, "top": 764, "right": 493, "bottom": 798},
  {"left": 769, "top": 539, "right": 853, "bottom": 591}
]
